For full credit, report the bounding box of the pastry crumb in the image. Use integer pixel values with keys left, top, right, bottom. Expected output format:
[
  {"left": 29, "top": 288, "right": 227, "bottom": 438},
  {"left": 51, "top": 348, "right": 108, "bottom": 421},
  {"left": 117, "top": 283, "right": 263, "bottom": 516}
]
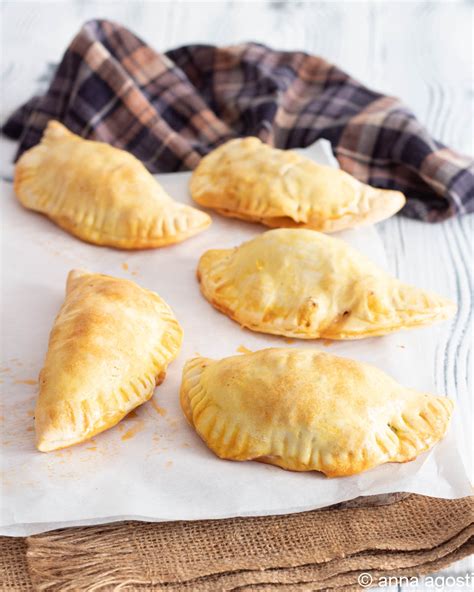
[
  {"left": 150, "top": 399, "right": 167, "bottom": 417},
  {"left": 237, "top": 345, "right": 252, "bottom": 354},
  {"left": 121, "top": 420, "right": 145, "bottom": 441}
]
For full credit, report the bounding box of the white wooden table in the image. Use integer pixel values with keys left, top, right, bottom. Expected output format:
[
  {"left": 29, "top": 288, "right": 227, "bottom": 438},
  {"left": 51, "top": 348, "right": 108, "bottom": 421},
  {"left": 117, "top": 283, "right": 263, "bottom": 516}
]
[{"left": 1, "top": 1, "right": 472, "bottom": 588}]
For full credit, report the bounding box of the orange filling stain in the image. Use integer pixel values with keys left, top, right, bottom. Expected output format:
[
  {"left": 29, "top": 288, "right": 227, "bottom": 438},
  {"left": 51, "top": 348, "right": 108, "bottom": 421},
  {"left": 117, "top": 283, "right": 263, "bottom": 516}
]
[
  {"left": 121, "top": 262, "right": 129, "bottom": 271},
  {"left": 121, "top": 420, "right": 144, "bottom": 441},
  {"left": 168, "top": 419, "right": 179, "bottom": 429},
  {"left": 131, "top": 271, "right": 139, "bottom": 276},
  {"left": 26, "top": 410, "right": 35, "bottom": 417},
  {"left": 284, "top": 338, "right": 295, "bottom": 344},
  {"left": 150, "top": 399, "right": 167, "bottom": 417},
  {"left": 14, "top": 379, "right": 37, "bottom": 386},
  {"left": 322, "top": 339, "right": 334, "bottom": 347},
  {"left": 127, "top": 409, "right": 138, "bottom": 419},
  {"left": 85, "top": 439, "right": 97, "bottom": 450},
  {"left": 26, "top": 426, "right": 34, "bottom": 432},
  {"left": 237, "top": 345, "right": 252, "bottom": 354},
  {"left": 0, "top": 368, "right": 10, "bottom": 374}
]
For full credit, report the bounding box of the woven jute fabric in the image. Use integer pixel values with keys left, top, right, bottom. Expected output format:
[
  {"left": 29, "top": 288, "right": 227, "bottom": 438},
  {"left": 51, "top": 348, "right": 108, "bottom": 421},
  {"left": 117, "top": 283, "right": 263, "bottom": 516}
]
[
  {"left": 0, "top": 538, "right": 32, "bottom": 591},
  {"left": 1, "top": 494, "right": 472, "bottom": 591}
]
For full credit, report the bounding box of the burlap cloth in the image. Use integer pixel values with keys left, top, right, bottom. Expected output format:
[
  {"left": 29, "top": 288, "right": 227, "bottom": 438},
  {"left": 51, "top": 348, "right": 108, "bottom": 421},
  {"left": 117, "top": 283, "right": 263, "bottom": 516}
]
[{"left": 1, "top": 493, "right": 472, "bottom": 591}]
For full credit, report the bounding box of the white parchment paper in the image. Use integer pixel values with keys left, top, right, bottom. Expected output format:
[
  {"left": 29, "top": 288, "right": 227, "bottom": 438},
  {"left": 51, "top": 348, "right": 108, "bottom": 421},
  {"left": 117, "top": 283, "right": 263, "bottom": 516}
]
[{"left": 0, "top": 141, "right": 470, "bottom": 536}]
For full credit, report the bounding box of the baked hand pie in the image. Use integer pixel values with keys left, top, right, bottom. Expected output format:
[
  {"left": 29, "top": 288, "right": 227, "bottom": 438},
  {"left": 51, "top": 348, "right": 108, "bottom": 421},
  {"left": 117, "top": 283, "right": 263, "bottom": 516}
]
[
  {"left": 197, "top": 228, "right": 455, "bottom": 339},
  {"left": 180, "top": 348, "right": 453, "bottom": 477},
  {"left": 35, "top": 269, "right": 183, "bottom": 451},
  {"left": 190, "top": 137, "right": 405, "bottom": 232},
  {"left": 14, "top": 121, "right": 211, "bottom": 248}
]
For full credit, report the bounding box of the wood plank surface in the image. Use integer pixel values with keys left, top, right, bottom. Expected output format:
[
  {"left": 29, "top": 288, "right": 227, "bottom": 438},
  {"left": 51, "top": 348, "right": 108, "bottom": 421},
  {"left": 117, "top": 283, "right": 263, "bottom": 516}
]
[{"left": 1, "top": 1, "right": 472, "bottom": 587}]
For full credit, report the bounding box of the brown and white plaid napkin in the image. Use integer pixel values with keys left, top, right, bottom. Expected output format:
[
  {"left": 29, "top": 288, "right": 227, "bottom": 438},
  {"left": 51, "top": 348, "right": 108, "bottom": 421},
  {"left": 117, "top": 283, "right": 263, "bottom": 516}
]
[{"left": 2, "top": 19, "right": 473, "bottom": 221}]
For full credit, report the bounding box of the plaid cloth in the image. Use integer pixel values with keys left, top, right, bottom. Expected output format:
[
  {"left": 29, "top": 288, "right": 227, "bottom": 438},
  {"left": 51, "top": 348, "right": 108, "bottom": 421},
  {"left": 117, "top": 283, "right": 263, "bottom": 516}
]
[{"left": 3, "top": 19, "right": 473, "bottom": 221}]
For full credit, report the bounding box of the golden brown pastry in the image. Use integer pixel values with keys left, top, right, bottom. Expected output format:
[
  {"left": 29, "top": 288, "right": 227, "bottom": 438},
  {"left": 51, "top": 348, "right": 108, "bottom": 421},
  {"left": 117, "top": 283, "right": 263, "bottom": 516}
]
[
  {"left": 190, "top": 137, "right": 405, "bottom": 232},
  {"left": 180, "top": 348, "right": 454, "bottom": 477},
  {"left": 197, "top": 228, "right": 455, "bottom": 339},
  {"left": 35, "top": 270, "right": 183, "bottom": 451},
  {"left": 15, "top": 121, "right": 211, "bottom": 248}
]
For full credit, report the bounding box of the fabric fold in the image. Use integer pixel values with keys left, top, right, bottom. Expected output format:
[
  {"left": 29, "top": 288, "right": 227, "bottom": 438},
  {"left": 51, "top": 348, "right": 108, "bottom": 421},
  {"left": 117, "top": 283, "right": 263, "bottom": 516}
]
[
  {"left": 2, "top": 19, "right": 473, "bottom": 221},
  {"left": 0, "top": 494, "right": 471, "bottom": 591}
]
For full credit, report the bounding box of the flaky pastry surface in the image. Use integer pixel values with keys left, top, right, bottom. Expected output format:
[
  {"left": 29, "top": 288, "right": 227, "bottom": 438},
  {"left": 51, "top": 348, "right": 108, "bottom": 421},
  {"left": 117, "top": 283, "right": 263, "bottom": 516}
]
[
  {"left": 15, "top": 121, "right": 211, "bottom": 248},
  {"left": 180, "top": 348, "right": 453, "bottom": 477},
  {"left": 197, "top": 229, "right": 455, "bottom": 339},
  {"left": 35, "top": 270, "right": 183, "bottom": 451},
  {"left": 190, "top": 137, "right": 405, "bottom": 232}
]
